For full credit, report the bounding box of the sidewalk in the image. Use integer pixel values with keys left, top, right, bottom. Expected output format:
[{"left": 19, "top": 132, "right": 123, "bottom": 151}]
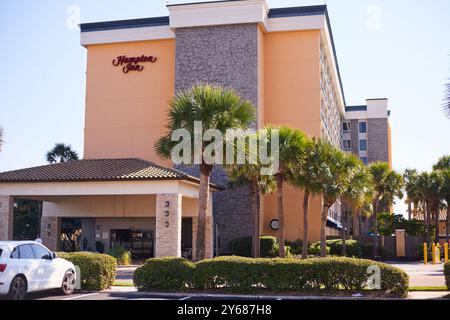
[{"left": 384, "top": 261, "right": 446, "bottom": 287}]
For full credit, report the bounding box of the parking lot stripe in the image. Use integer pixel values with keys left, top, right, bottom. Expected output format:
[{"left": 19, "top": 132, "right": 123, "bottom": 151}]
[{"left": 63, "top": 293, "right": 100, "bottom": 300}]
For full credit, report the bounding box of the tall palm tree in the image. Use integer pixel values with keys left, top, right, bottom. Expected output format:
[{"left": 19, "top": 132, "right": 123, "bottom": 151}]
[
  {"left": 268, "top": 126, "right": 308, "bottom": 258},
  {"left": 46, "top": 143, "right": 79, "bottom": 163},
  {"left": 289, "top": 138, "right": 327, "bottom": 259},
  {"left": 319, "top": 147, "right": 360, "bottom": 257},
  {"left": 341, "top": 164, "right": 373, "bottom": 256},
  {"left": 404, "top": 169, "right": 420, "bottom": 220},
  {"left": 155, "top": 84, "right": 256, "bottom": 261},
  {"left": 226, "top": 130, "right": 276, "bottom": 258},
  {"left": 433, "top": 155, "right": 450, "bottom": 171},
  {"left": 439, "top": 170, "right": 450, "bottom": 243},
  {"left": 368, "top": 162, "right": 403, "bottom": 257}
]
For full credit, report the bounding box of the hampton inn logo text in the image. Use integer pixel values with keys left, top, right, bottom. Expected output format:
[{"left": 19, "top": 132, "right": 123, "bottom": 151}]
[{"left": 112, "top": 55, "right": 157, "bottom": 73}]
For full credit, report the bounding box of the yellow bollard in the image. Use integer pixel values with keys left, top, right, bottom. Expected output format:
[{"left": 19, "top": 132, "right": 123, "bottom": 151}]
[
  {"left": 432, "top": 243, "right": 436, "bottom": 264},
  {"left": 424, "top": 243, "right": 428, "bottom": 265},
  {"left": 445, "top": 243, "right": 449, "bottom": 263}
]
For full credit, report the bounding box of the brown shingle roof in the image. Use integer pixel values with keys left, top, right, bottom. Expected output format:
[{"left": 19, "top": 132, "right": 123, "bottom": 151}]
[{"left": 0, "top": 158, "right": 222, "bottom": 189}]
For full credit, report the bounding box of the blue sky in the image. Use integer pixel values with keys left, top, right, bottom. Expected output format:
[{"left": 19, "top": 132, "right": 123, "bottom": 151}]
[{"left": 0, "top": 0, "right": 449, "bottom": 216}]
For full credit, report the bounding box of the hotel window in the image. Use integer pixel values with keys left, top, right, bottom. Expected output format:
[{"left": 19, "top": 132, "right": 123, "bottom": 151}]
[
  {"left": 360, "top": 157, "right": 368, "bottom": 165},
  {"left": 359, "top": 121, "right": 367, "bottom": 133},
  {"left": 343, "top": 140, "right": 351, "bottom": 150},
  {"left": 359, "top": 139, "right": 367, "bottom": 151},
  {"left": 343, "top": 121, "right": 351, "bottom": 132}
]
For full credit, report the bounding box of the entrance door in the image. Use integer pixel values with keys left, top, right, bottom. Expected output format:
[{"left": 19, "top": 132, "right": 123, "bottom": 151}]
[{"left": 110, "top": 229, "right": 154, "bottom": 259}]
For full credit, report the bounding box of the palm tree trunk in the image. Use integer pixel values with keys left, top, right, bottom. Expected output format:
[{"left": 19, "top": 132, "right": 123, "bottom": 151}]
[
  {"left": 250, "top": 181, "right": 260, "bottom": 258},
  {"left": 195, "top": 164, "right": 212, "bottom": 261},
  {"left": 373, "top": 200, "right": 379, "bottom": 258},
  {"left": 320, "top": 202, "right": 328, "bottom": 258},
  {"left": 342, "top": 210, "right": 347, "bottom": 256},
  {"left": 302, "top": 190, "right": 310, "bottom": 259},
  {"left": 276, "top": 174, "right": 285, "bottom": 258},
  {"left": 425, "top": 202, "right": 430, "bottom": 246},
  {"left": 446, "top": 205, "right": 450, "bottom": 244},
  {"left": 434, "top": 207, "right": 440, "bottom": 243},
  {"left": 407, "top": 201, "right": 412, "bottom": 220}
]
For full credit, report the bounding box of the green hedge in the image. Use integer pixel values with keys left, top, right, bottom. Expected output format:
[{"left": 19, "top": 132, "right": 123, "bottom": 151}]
[
  {"left": 134, "top": 256, "right": 409, "bottom": 297},
  {"left": 133, "top": 257, "right": 195, "bottom": 291},
  {"left": 445, "top": 262, "right": 450, "bottom": 290},
  {"left": 229, "top": 236, "right": 292, "bottom": 257},
  {"left": 58, "top": 252, "right": 117, "bottom": 291}
]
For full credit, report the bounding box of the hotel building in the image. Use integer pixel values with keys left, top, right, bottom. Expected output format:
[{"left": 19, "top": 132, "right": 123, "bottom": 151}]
[{"left": 0, "top": 1, "right": 392, "bottom": 256}]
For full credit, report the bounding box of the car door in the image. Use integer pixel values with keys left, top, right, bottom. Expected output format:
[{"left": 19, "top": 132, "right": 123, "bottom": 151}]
[
  {"left": 31, "top": 244, "right": 60, "bottom": 289},
  {"left": 17, "top": 245, "right": 41, "bottom": 292}
]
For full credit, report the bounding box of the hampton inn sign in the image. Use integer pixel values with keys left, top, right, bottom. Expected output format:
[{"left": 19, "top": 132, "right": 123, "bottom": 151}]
[{"left": 112, "top": 55, "right": 157, "bottom": 73}]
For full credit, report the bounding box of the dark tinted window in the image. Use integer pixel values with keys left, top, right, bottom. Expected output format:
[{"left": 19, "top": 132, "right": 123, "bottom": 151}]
[
  {"left": 359, "top": 139, "right": 367, "bottom": 151},
  {"left": 31, "top": 244, "right": 50, "bottom": 259},
  {"left": 10, "top": 247, "right": 19, "bottom": 259},
  {"left": 359, "top": 122, "right": 367, "bottom": 133},
  {"left": 19, "top": 245, "right": 35, "bottom": 259},
  {"left": 0, "top": 249, "right": 3, "bottom": 258}
]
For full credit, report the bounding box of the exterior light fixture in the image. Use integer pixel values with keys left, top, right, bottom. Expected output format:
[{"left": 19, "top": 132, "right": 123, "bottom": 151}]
[
  {"left": 269, "top": 219, "right": 279, "bottom": 231},
  {"left": 164, "top": 210, "right": 169, "bottom": 217},
  {"left": 165, "top": 201, "right": 170, "bottom": 207},
  {"left": 165, "top": 222, "right": 169, "bottom": 228}
]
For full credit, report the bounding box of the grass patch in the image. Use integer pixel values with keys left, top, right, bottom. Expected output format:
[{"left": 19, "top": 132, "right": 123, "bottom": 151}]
[
  {"left": 113, "top": 281, "right": 135, "bottom": 287},
  {"left": 409, "top": 286, "right": 449, "bottom": 292}
]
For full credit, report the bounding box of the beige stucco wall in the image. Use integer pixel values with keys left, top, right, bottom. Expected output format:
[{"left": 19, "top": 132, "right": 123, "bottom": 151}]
[
  {"left": 83, "top": 39, "right": 175, "bottom": 164},
  {"left": 42, "top": 194, "right": 206, "bottom": 218},
  {"left": 262, "top": 30, "right": 323, "bottom": 243}
]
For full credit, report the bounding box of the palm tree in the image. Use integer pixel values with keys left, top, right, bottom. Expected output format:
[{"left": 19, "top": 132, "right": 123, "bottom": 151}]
[
  {"left": 155, "top": 84, "right": 256, "bottom": 261},
  {"left": 433, "top": 155, "right": 450, "bottom": 171},
  {"left": 46, "top": 143, "right": 79, "bottom": 163},
  {"left": 439, "top": 170, "right": 450, "bottom": 243},
  {"left": 368, "top": 162, "right": 403, "bottom": 257},
  {"left": 268, "top": 126, "right": 308, "bottom": 258},
  {"left": 404, "top": 169, "right": 420, "bottom": 220},
  {"left": 319, "top": 147, "right": 360, "bottom": 257},
  {"left": 226, "top": 130, "right": 276, "bottom": 258},
  {"left": 289, "top": 138, "right": 327, "bottom": 259},
  {"left": 341, "top": 164, "right": 373, "bottom": 256}
]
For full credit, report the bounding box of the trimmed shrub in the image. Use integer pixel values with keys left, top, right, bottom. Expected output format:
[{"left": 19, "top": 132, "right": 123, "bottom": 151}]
[
  {"left": 134, "top": 257, "right": 195, "bottom": 292},
  {"left": 327, "top": 239, "right": 360, "bottom": 257},
  {"left": 285, "top": 240, "right": 303, "bottom": 255},
  {"left": 109, "top": 245, "right": 132, "bottom": 265},
  {"left": 229, "top": 236, "right": 291, "bottom": 258},
  {"left": 137, "top": 256, "right": 409, "bottom": 297},
  {"left": 58, "top": 252, "right": 117, "bottom": 290},
  {"left": 308, "top": 241, "right": 330, "bottom": 255},
  {"left": 445, "top": 262, "right": 450, "bottom": 290}
]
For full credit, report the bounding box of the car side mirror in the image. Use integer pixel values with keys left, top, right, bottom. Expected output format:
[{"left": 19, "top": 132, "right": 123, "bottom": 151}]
[
  {"left": 52, "top": 252, "right": 58, "bottom": 259},
  {"left": 43, "top": 254, "right": 53, "bottom": 260}
]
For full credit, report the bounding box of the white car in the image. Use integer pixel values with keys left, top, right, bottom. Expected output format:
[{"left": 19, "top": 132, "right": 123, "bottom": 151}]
[{"left": 0, "top": 241, "right": 76, "bottom": 300}]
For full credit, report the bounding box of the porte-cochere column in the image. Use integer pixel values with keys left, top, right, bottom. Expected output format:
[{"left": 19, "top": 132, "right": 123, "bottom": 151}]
[
  {"left": 155, "top": 194, "right": 182, "bottom": 257},
  {"left": 0, "top": 195, "right": 13, "bottom": 240}
]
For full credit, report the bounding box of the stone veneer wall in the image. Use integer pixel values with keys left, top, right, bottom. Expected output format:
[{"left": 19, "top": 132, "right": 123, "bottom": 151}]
[
  {"left": 155, "top": 193, "right": 182, "bottom": 257},
  {"left": 40, "top": 216, "right": 60, "bottom": 251},
  {"left": 368, "top": 118, "right": 389, "bottom": 163},
  {"left": 0, "top": 196, "right": 13, "bottom": 241},
  {"left": 174, "top": 24, "right": 259, "bottom": 254}
]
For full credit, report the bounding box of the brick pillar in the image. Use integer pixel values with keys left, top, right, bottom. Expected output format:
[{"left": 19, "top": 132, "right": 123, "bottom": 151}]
[
  {"left": 0, "top": 196, "right": 13, "bottom": 240},
  {"left": 395, "top": 229, "right": 406, "bottom": 257},
  {"left": 155, "top": 194, "right": 182, "bottom": 257},
  {"left": 41, "top": 216, "right": 60, "bottom": 252},
  {"left": 192, "top": 215, "right": 214, "bottom": 260}
]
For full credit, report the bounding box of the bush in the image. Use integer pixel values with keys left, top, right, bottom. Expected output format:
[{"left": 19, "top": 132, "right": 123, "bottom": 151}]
[
  {"left": 58, "top": 252, "right": 117, "bottom": 290},
  {"left": 109, "top": 245, "right": 132, "bottom": 265},
  {"left": 326, "top": 239, "right": 360, "bottom": 257},
  {"left": 285, "top": 240, "right": 303, "bottom": 255},
  {"left": 445, "top": 262, "right": 450, "bottom": 290},
  {"left": 137, "top": 256, "right": 408, "bottom": 297},
  {"left": 229, "top": 236, "right": 291, "bottom": 258},
  {"left": 308, "top": 241, "right": 330, "bottom": 255},
  {"left": 134, "top": 257, "right": 195, "bottom": 292}
]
